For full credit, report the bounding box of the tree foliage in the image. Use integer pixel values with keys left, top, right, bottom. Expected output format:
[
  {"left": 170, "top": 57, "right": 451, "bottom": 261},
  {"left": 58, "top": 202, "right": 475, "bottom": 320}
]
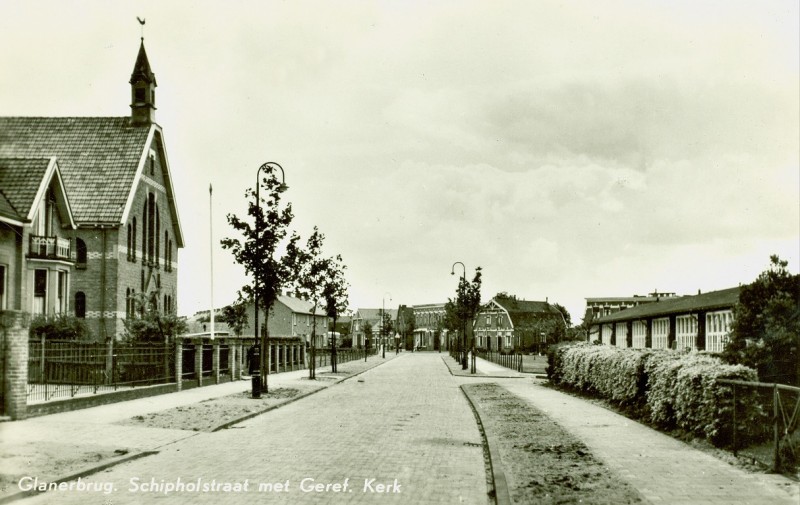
[
  {"left": 722, "top": 255, "right": 800, "bottom": 385},
  {"left": 123, "top": 291, "right": 187, "bottom": 343},
  {"left": 220, "top": 165, "right": 303, "bottom": 331},
  {"left": 445, "top": 266, "right": 483, "bottom": 345},
  {"left": 221, "top": 297, "right": 249, "bottom": 337},
  {"left": 29, "top": 313, "right": 90, "bottom": 341}
]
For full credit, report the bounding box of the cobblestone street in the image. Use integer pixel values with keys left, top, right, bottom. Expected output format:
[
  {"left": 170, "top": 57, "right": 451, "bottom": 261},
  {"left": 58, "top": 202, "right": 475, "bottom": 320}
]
[{"left": 19, "top": 353, "right": 489, "bottom": 505}]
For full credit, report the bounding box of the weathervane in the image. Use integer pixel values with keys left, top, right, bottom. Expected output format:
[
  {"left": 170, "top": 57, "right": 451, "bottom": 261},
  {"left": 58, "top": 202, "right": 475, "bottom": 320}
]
[{"left": 137, "top": 16, "right": 146, "bottom": 40}]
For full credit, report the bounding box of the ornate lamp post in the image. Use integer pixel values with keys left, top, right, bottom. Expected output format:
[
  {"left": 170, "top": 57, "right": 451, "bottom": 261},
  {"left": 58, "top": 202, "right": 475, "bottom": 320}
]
[
  {"left": 451, "top": 261, "right": 467, "bottom": 370},
  {"left": 251, "top": 162, "right": 287, "bottom": 399}
]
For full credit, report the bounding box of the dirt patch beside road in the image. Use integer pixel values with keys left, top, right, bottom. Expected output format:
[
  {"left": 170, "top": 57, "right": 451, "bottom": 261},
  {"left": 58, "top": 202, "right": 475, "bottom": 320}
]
[
  {"left": 464, "top": 382, "right": 644, "bottom": 504},
  {"left": 116, "top": 384, "right": 323, "bottom": 432}
]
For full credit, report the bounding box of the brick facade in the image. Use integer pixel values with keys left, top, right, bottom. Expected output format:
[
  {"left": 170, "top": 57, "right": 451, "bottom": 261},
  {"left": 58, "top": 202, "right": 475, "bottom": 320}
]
[{"left": 70, "top": 130, "right": 179, "bottom": 341}]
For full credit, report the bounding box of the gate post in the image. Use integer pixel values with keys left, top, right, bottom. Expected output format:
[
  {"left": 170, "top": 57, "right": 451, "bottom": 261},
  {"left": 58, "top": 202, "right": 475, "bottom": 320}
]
[{"left": 1, "top": 311, "right": 29, "bottom": 420}]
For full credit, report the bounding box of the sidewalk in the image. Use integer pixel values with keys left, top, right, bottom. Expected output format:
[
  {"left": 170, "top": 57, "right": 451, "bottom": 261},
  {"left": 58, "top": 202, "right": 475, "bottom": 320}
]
[
  {"left": 465, "top": 356, "right": 799, "bottom": 505},
  {"left": 0, "top": 354, "right": 395, "bottom": 502}
]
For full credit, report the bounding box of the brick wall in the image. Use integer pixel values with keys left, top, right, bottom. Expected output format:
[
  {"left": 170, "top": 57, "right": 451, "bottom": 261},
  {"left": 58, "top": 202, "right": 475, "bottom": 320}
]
[{"left": 1, "top": 310, "right": 29, "bottom": 419}]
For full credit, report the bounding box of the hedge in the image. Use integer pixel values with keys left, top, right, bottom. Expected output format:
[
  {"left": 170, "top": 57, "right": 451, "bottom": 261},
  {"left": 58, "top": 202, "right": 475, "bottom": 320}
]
[{"left": 547, "top": 343, "right": 762, "bottom": 447}]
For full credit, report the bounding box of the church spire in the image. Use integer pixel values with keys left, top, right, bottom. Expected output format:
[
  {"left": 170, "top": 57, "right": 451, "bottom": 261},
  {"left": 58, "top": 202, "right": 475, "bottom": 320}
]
[{"left": 129, "top": 27, "right": 157, "bottom": 126}]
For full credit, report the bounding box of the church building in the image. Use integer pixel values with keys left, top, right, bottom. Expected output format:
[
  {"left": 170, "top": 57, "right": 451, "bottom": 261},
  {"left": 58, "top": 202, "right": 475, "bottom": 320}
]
[{"left": 0, "top": 38, "right": 184, "bottom": 341}]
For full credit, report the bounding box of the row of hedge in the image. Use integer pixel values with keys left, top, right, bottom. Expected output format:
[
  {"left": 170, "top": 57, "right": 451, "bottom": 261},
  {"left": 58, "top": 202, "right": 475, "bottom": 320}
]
[{"left": 547, "top": 343, "right": 767, "bottom": 447}]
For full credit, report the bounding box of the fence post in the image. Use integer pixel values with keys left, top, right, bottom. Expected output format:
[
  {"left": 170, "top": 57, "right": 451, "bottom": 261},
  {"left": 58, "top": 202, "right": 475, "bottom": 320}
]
[
  {"left": 213, "top": 339, "right": 220, "bottom": 385},
  {"left": 773, "top": 384, "right": 780, "bottom": 473},
  {"left": 195, "top": 338, "right": 203, "bottom": 387},
  {"left": 175, "top": 338, "right": 183, "bottom": 392},
  {"left": 732, "top": 383, "right": 737, "bottom": 457},
  {"left": 2, "top": 311, "right": 29, "bottom": 420}
]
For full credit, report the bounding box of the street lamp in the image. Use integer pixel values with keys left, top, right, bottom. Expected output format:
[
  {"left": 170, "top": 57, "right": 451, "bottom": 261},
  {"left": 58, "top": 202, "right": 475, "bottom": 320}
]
[
  {"left": 382, "top": 292, "right": 391, "bottom": 359},
  {"left": 451, "top": 261, "right": 468, "bottom": 370},
  {"left": 252, "top": 162, "right": 287, "bottom": 399}
]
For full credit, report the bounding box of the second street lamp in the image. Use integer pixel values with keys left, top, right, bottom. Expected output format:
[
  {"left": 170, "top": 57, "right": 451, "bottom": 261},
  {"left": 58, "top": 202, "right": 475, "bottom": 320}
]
[{"left": 252, "top": 161, "right": 287, "bottom": 399}]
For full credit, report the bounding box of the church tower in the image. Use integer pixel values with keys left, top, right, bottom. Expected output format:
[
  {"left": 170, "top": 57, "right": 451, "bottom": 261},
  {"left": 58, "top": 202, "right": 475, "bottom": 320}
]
[{"left": 129, "top": 38, "right": 157, "bottom": 125}]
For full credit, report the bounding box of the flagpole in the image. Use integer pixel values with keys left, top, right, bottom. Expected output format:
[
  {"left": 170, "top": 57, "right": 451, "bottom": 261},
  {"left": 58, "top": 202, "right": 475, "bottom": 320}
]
[{"left": 209, "top": 183, "right": 215, "bottom": 340}]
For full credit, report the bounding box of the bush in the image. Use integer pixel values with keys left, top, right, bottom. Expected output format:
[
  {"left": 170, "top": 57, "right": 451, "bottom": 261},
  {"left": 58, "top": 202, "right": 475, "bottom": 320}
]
[
  {"left": 550, "top": 343, "right": 761, "bottom": 447},
  {"left": 29, "top": 314, "right": 90, "bottom": 340}
]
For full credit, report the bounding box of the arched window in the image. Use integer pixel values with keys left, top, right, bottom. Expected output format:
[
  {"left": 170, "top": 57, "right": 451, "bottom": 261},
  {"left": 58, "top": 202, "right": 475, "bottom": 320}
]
[
  {"left": 155, "top": 206, "right": 160, "bottom": 266},
  {"left": 132, "top": 217, "right": 137, "bottom": 261},
  {"left": 142, "top": 207, "right": 147, "bottom": 260},
  {"left": 147, "top": 193, "right": 155, "bottom": 263},
  {"left": 76, "top": 238, "right": 87, "bottom": 267},
  {"left": 75, "top": 292, "right": 86, "bottom": 318}
]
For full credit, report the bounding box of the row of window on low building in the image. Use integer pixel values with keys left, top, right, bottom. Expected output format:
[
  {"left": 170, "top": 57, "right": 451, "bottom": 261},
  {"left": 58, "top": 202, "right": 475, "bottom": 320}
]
[{"left": 599, "top": 309, "right": 733, "bottom": 353}]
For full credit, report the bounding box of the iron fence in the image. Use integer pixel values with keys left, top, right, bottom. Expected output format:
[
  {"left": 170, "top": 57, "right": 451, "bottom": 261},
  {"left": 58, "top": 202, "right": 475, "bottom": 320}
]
[
  {"left": 477, "top": 350, "right": 523, "bottom": 372},
  {"left": 28, "top": 340, "right": 175, "bottom": 403},
  {"left": 312, "top": 347, "right": 371, "bottom": 369},
  {"left": 718, "top": 379, "right": 799, "bottom": 473}
]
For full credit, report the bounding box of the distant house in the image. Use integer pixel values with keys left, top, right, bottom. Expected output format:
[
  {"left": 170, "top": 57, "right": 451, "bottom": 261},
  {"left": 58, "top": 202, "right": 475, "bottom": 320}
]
[
  {"left": 588, "top": 287, "right": 740, "bottom": 352},
  {"left": 351, "top": 308, "right": 397, "bottom": 349},
  {"left": 231, "top": 295, "right": 329, "bottom": 348},
  {"left": 0, "top": 157, "right": 76, "bottom": 315},
  {"left": 474, "top": 294, "right": 566, "bottom": 353},
  {"left": 0, "top": 39, "right": 184, "bottom": 341},
  {"left": 411, "top": 303, "right": 447, "bottom": 351}
]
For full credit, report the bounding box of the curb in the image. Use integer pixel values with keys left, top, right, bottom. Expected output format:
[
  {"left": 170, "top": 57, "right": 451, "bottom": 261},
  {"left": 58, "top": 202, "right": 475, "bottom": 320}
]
[
  {"left": 460, "top": 384, "right": 513, "bottom": 505},
  {"left": 0, "top": 450, "right": 158, "bottom": 504}
]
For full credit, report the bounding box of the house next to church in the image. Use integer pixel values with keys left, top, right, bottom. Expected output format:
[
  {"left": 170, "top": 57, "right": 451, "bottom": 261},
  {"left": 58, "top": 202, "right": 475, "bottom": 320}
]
[{"left": 0, "top": 38, "right": 184, "bottom": 341}]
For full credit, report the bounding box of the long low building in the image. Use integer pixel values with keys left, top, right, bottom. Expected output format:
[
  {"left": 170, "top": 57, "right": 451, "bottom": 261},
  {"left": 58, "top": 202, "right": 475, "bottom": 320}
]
[{"left": 588, "top": 287, "right": 740, "bottom": 352}]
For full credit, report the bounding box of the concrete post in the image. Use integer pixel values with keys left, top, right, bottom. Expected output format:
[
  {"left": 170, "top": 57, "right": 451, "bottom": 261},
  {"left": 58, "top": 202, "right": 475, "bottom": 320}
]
[{"left": 2, "top": 311, "right": 29, "bottom": 420}]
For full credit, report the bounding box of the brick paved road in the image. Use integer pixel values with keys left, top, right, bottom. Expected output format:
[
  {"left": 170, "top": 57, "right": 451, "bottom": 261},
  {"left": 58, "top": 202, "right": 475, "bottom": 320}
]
[{"left": 20, "top": 353, "right": 489, "bottom": 505}]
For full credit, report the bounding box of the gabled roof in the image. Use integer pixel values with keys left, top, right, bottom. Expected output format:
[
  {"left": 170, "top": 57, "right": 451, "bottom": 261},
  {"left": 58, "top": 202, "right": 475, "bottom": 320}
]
[
  {"left": 0, "top": 117, "right": 149, "bottom": 224},
  {"left": 354, "top": 308, "right": 398, "bottom": 321},
  {"left": 592, "top": 287, "right": 741, "bottom": 324},
  {"left": 488, "top": 296, "right": 563, "bottom": 328},
  {"left": 0, "top": 157, "right": 74, "bottom": 227},
  {"left": 0, "top": 117, "right": 183, "bottom": 246},
  {"left": 0, "top": 158, "right": 49, "bottom": 222},
  {"left": 277, "top": 295, "right": 326, "bottom": 316}
]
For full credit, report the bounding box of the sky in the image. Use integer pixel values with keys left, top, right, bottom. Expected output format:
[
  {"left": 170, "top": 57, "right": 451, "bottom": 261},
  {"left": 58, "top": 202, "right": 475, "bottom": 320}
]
[{"left": 1, "top": 0, "right": 798, "bottom": 324}]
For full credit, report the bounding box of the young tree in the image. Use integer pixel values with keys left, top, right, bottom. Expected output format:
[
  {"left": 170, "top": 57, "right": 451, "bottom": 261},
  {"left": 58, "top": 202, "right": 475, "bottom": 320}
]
[
  {"left": 323, "top": 255, "right": 349, "bottom": 372},
  {"left": 361, "top": 320, "right": 374, "bottom": 361},
  {"left": 397, "top": 305, "right": 416, "bottom": 351},
  {"left": 379, "top": 309, "right": 395, "bottom": 356},
  {"left": 221, "top": 165, "right": 303, "bottom": 393},
  {"left": 446, "top": 267, "right": 482, "bottom": 368},
  {"left": 292, "top": 227, "right": 344, "bottom": 379},
  {"left": 723, "top": 255, "right": 800, "bottom": 385}
]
